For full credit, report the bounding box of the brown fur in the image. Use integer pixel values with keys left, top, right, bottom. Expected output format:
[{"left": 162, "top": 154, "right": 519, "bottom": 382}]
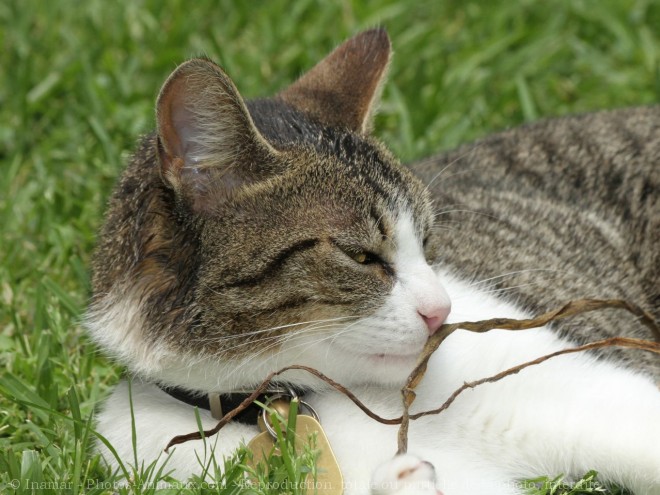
[
  {"left": 279, "top": 28, "right": 391, "bottom": 133},
  {"left": 89, "top": 29, "right": 659, "bottom": 382},
  {"left": 90, "top": 30, "right": 433, "bottom": 362},
  {"left": 411, "top": 107, "right": 660, "bottom": 378}
]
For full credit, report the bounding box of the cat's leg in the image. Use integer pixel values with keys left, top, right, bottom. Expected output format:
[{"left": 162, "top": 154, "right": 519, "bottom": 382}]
[
  {"left": 371, "top": 453, "right": 526, "bottom": 495},
  {"left": 371, "top": 454, "right": 441, "bottom": 495}
]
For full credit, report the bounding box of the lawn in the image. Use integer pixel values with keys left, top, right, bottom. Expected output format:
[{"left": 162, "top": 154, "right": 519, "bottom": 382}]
[{"left": 0, "top": 0, "right": 658, "bottom": 493}]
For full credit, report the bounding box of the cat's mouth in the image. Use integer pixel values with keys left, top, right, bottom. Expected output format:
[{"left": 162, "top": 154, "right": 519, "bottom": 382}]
[
  {"left": 364, "top": 351, "right": 420, "bottom": 364},
  {"left": 338, "top": 342, "right": 423, "bottom": 366}
]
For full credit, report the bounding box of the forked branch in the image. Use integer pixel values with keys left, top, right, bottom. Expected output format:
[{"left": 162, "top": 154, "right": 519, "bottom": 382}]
[
  {"left": 397, "top": 298, "right": 660, "bottom": 452},
  {"left": 164, "top": 298, "right": 660, "bottom": 455}
]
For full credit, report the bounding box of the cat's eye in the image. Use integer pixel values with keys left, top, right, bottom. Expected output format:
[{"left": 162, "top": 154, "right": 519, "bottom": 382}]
[
  {"left": 331, "top": 239, "right": 389, "bottom": 271},
  {"left": 350, "top": 251, "right": 381, "bottom": 265}
]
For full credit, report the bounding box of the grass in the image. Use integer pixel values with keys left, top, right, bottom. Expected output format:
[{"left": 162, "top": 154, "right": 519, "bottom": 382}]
[
  {"left": 522, "top": 472, "right": 629, "bottom": 495},
  {"left": 0, "top": 0, "right": 657, "bottom": 493}
]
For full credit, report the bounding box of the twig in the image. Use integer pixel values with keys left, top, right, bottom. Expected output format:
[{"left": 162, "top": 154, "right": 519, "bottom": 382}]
[
  {"left": 164, "top": 364, "right": 399, "bottom": 452},
  {"left": 396, "top": 298, "right": 660, "bottom": 453},
  {"left": 163, "top": 299, "right": 660, "bottom": 455},
  {"left": 408, "top": 337, "right": 660, "bottom": 421},
  {"left": 165, "top": 339, "right": 659, "bottom": 452}
]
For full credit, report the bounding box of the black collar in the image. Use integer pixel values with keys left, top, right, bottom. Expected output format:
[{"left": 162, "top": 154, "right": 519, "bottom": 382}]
[{"left": 160, "top": 385, "right": 308, "bottom": 425}]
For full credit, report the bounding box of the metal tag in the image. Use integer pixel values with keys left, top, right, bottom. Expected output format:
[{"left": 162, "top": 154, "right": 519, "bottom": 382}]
[{"left": 247, "top": 408, "right": 343, "bottom": 494}]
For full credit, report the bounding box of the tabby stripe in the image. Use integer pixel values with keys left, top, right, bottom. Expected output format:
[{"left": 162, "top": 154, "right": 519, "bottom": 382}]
[
  {"left": 221, "top": 238, "right": 319, "bottom": 289},
  {"left": 233, "top": 296, "right": 355, "bottom": 317},
  {"left": 262, "top": 297, "right": 354, "bottom": 313},
  {"left": 371, "top": 206, "right": 389, "bottom": 239}
]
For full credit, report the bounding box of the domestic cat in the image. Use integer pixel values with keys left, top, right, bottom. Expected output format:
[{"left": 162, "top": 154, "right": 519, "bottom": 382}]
[{"left": 87, "top": 29, "right": 660, "bottom": 494}]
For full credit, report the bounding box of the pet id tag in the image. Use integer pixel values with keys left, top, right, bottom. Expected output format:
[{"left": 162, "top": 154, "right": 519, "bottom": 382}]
[{"left": 247, "top": 395, "right": 344, "bottom": 494}]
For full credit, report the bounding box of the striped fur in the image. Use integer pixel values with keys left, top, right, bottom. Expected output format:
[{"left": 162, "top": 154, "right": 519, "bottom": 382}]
[
  {"left": 87, "top": 29, "right": 436, "bottom": 387},
  {"left": 87, "top": 29, "right": 660, "bottom": 494},
  {"left": 411, "top": 107, "right": 660, "bottom": 379}
]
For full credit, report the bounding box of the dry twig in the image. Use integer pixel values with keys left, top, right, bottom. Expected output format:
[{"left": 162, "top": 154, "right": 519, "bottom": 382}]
[
  {"left": 164, "top": 298, "right": 660, "bottom": 455},
  {"left": 164, "top": 364, "right": 401, "bottom": 452},
  {"left": 397, "top": 298, "right": 660, "bottom": 452}
]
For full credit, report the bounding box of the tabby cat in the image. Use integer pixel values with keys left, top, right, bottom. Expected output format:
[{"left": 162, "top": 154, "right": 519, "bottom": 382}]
[{"left": 87, "top": 29, "right": 660, "bottom": 494}]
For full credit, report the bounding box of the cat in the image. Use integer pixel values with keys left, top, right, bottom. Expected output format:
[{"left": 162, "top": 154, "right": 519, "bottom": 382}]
[{"left": 87, "top": 28, "right": 660, "bottom": 495}]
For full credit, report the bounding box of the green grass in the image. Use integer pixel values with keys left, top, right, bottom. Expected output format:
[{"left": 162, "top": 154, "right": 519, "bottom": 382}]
[
  {"left": 0, "top": 0, "right": 657, "bottom": 493},
  {"left": 523, "top": 472, "right": 629, "bottom": 495}
]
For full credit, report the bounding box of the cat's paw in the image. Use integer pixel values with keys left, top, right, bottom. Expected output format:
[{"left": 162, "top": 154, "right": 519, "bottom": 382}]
[{"left": 371, "top": 454, "right": 443, "bottom": 495}]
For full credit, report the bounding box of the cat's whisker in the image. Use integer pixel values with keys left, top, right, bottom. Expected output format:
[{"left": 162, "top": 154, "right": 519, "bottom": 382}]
[
  {"left": 427, "top": 168, "right": 483, "bottom": 190},
  {"left": 422, "top": 142, "right": 485, "bottom": 192},
  {"left": 433, "top": 208, "right": 500, "bottom": 221},
  {"left": 423, "top": 161, "right": 460, "bottom": 192},
  {"left": 452, "top": 282, "right": 546, "bottom": 301},
  {"left": 443, "top": 269, "right": 570, "bottom": 296},
  {"left": 321, "top": 318, "right": 369, "bottom": 359},
  {"left": 217, "top": 332, "right": 298, "bottom": 355},
  {"left": 481, "top": 282, "right": 543, "bottom": 294},
  {"left": 429, "top": 202, "right": 471, "bottom": 215},
  {"left": 194, "top": 287, "right": 360, "bottom": 338},
  {"left": 222, "top": 322, "right": 354, "bottom": 381},
  {"left": 432, "top": 219, "right": 462, "bottom": 227},
  {"left": 210, "top": 315, "right": 361, "bottom": 342},
  {"left": 282, "top": 330, "right": 350, "bottom": 362},
  {"left": 218, "top": 321, "right": 349, "bottom": 355},
  {"left": 328, "top": 317, "right": 368, "bottom": 345},
  {"left": 282, "top": 318, "right": 370, "bottom": 362},
  {"left": 373, "top": 211, "right": 395, "bottom": 242},
  {"left": 198, "top": 315, "right": 355, "bottom": 343},
  {"left": 463, "top": 268, "right": 566, "bottom": 288},
  {"left": 272, "top": 322, "right": 358, "bottom": 350},
  {"left": 227, "top": 314, "right": 371, "bottom": 381},
  {"left": 430, "top": 225, "right": 457, "bottom": 234}
]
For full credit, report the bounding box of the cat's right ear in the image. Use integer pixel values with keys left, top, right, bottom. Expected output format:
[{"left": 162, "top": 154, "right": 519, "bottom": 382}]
[
  {"left": 156, "top": 58, "right": 278, "bottom": 213},
  {"left": 278, "top": 28, "right": 391, "bottom": 134}
]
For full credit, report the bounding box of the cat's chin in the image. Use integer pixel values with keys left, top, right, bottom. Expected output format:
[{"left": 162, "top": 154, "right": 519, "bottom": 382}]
[
  {"left": 359, "top": 351, "right": 419, "bottom": 365},
  {"left": 336, "top": 348, "right": 421, "bottom": 386}
]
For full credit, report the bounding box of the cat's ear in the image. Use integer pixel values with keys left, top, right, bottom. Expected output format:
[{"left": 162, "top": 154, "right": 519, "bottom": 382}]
[
  {"left": 278, "top": 28, "right": 391, "bottom": 134},
  {"left": 156, "top": 58, "right": 278, "bottom": 213}
]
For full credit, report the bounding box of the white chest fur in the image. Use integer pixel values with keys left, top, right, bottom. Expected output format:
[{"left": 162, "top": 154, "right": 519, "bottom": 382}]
[{"left": 96, "top": 277, "right": 660, "bottom": 494}]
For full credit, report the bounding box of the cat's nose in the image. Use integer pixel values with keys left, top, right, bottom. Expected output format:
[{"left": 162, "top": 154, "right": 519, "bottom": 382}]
[{"left": 419, "top": 305, "right": 450, "bottom": 335}]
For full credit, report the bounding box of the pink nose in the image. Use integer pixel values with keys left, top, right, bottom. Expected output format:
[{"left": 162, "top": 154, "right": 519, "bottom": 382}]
[{"left": 419, "top": 306, "right": 450, "bottom": 335}]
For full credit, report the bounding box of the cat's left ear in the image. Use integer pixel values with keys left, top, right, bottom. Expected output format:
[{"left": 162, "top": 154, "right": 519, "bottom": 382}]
[
  {"left": 278, "top": 28, "right": 391, "bottom": 134},
  {"left": 156, "top": 58, "right": 280, "bottom": 213}
]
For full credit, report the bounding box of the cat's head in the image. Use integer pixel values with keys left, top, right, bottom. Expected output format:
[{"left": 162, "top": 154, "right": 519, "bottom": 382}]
[{"left": 88, "top": 29, "right": 451, "bottom": 390}]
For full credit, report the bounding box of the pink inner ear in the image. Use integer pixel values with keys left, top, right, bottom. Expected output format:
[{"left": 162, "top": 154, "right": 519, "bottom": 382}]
[
  {"left": 170, "top": 101, "right": 198, "bottom": 166},
  {"left": 158, "top": 76, "right": 188, "bottom": 164},
  {"left": 159, "top": 74, "right": 204, "bottom": 169},
  {"left": 155, "top": 58, "right": 281, "bottom": 212}
]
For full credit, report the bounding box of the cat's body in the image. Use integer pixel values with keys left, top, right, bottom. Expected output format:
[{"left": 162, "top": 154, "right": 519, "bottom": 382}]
[
  {"left": 412, "top": 107, "right": 660, "bottom": 379},
  {"left": 89, "top": 30, "right": 660, "bottom": 494}
]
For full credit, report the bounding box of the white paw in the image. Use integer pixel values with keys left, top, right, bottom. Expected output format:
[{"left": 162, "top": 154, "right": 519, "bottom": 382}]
[{"left": 371, "top": 454, "right": 442, "bottom": 495}]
